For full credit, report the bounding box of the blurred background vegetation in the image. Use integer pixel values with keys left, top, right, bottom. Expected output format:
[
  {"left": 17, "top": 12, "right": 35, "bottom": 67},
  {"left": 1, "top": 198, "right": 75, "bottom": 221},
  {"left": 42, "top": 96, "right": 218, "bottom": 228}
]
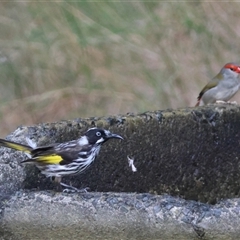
[{"left": 0, "top": 2, "right": 240, "bottom": 136}]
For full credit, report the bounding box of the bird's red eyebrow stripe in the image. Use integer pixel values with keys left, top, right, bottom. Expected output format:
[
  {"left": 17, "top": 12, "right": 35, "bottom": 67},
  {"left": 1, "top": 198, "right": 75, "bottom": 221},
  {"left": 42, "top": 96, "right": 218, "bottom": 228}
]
[
  {"left": 224, "top": 63, "right": 235, "bottom": 69},
  {"left": 224, "top": 63, "right": 240, "bottom": 73}
]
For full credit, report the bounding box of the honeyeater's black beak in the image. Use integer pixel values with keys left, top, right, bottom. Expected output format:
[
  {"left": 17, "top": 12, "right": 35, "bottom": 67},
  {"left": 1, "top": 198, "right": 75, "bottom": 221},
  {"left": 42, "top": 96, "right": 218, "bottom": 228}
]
[{"left": 108, "top": 133, "right": 124, "bottom": 140}]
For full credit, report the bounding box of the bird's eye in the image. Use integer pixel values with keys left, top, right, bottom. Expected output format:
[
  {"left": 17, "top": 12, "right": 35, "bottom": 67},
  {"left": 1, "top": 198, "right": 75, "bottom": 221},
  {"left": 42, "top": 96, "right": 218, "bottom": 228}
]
[
  {"left": 230, "top": 68, "right": 234, "bottom": 71},
  {"left": 96, "top": 132, "right": 101, "bottom": 137}
]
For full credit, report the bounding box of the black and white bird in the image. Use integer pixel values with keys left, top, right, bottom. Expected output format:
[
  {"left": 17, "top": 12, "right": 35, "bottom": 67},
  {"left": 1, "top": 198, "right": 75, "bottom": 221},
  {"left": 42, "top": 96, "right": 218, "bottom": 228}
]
[{"left": 0, "top": 128, "right": 123, "bottom": 192}]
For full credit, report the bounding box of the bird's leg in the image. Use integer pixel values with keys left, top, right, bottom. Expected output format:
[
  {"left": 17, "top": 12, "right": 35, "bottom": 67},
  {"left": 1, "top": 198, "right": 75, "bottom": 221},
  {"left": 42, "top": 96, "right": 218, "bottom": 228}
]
[{"left": 52, "top": 176, "right": 63, "bottom": 192}]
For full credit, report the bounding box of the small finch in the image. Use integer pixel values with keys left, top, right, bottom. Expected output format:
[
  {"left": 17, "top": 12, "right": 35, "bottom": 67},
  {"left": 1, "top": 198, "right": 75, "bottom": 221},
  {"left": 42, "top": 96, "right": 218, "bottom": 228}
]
[{"left": 195, "top": 63, "right": 240, "bottom": 106}]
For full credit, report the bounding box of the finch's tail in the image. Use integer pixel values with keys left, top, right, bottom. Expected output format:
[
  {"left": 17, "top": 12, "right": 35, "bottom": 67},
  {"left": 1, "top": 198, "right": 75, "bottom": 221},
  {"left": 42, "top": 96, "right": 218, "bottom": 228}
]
[
  {"left": 0, "top": 139, "right": 33, "bottom": 153},
  {"left": 195, "top": 100, "right": 200, "bottom": 107}
]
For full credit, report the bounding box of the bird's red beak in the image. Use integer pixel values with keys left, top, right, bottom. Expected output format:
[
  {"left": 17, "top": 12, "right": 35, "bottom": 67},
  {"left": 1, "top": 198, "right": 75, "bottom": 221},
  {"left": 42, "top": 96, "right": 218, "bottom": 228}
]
[{"left": 237, "top": 66, "right": 240, "bottom": 73}]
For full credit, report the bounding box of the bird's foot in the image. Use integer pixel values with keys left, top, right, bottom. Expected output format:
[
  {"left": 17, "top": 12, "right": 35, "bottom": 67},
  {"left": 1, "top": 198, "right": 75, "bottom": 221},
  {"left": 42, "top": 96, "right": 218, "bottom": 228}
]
[
  {"left": 60, "top": 182, "right": 89, "bottom": 193},
  {"left": 227, "top": 101, "right": 238, "bottom": 105},
  {"left": 216, "top": 100, "right": 238, "bottom": 105},
  {"left": 215, "top": 100, "right": 227, "bottom": 104}
]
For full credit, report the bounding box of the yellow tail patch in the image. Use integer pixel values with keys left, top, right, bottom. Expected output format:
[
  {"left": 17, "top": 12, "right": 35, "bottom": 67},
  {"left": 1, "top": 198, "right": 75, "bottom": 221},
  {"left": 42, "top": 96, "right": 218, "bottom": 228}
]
[{"left": 4, "top": 142, "right": 31, "bottom": 153}]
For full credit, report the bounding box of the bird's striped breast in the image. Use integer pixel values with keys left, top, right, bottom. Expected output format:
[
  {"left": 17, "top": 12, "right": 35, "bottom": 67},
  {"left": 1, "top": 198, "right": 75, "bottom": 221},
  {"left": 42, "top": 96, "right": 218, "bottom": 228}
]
[{"left": 37, "top": 145, "right": 101, "bottom": 177}]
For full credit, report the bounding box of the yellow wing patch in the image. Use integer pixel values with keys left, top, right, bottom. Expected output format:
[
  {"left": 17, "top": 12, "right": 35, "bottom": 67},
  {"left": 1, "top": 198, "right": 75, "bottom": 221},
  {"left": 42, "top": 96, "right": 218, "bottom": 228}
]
[
  {"left": 36, "top": 154, "right": 63, "bottom": 164},
  {"left": 4, "top": 142, "right": 31, "bottom": 153}
]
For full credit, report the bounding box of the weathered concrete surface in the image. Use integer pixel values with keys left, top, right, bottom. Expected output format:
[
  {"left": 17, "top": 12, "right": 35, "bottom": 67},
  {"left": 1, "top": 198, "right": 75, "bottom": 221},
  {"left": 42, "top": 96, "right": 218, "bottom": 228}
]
[
  {"left": 1, "top": 104, "right": 240, "bottom": 203},
  {"left": 1, "top": 104, "right": 240, "bottom": 239},
  {"left": 1, "top": 191, "right": 240, "bottom": 240}
]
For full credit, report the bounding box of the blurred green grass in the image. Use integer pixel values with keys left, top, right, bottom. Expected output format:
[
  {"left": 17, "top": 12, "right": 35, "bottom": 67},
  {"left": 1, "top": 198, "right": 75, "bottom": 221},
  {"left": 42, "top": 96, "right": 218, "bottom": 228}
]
[{"left": 0, "top": 2, "right": 240, "bottom": 136}]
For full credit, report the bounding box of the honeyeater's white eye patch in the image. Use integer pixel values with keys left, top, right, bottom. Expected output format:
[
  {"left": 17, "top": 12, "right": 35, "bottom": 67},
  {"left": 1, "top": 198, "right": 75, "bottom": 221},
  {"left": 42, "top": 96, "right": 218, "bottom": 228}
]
[{"left": 96, "top": 132, "right": 101, "bottom": 137}]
